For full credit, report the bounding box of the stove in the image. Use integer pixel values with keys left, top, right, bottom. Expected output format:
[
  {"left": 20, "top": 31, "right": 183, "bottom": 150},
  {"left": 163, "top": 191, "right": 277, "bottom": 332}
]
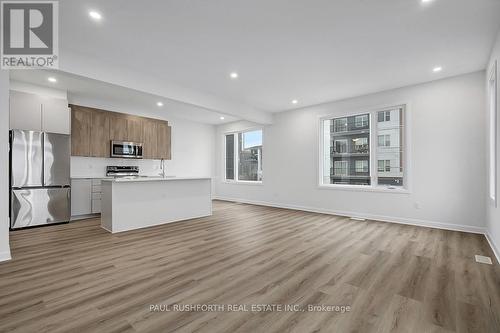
[{"left": 106, "top": 165, "right": 139, "bottom": 178}]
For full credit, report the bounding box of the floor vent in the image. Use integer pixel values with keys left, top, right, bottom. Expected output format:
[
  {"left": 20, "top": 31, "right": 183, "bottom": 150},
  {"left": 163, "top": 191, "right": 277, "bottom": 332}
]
[
  {"left": 475, "top": 255, "right": 493, "bottom": 265},
  {"left": 350, "top": 217, "right": 366, "bottom": 221}
]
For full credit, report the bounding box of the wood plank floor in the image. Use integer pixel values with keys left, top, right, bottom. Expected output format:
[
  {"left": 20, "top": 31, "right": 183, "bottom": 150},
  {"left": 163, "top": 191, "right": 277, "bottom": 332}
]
[{"left": 1, "top": 200, "right": 499, "bottom": 333}]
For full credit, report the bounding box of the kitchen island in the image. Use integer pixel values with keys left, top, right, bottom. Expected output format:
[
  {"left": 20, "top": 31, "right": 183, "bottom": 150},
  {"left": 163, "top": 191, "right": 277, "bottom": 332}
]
[{"left": 100, "top": 177, "right": 212, "bottom": 233}]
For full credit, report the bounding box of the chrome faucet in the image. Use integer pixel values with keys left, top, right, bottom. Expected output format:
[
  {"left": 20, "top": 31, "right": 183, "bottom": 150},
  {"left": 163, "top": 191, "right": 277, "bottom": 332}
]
[{"left": 159, "top": 158, "right": 166, "bottom": 178}]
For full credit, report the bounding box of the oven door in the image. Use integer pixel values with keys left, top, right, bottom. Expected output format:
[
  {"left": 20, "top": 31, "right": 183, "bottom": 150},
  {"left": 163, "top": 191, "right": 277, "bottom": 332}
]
[{"left": 111, "top": 141, "right": 141, "bottom": 158}]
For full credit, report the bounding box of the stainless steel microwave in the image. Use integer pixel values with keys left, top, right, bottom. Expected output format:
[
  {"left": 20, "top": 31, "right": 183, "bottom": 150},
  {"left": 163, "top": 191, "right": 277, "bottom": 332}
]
[{"left": 111, "top": 141, "right": 143, "bottom": 159}]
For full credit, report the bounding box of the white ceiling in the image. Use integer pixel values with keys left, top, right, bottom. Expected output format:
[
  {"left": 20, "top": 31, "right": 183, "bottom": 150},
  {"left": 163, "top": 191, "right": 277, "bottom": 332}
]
[
  {"left": 10, "top": 69, "right": 239, "bottom": 124},
  {"left": 55, "top": 0, "right": 500, "bottom": 117}
]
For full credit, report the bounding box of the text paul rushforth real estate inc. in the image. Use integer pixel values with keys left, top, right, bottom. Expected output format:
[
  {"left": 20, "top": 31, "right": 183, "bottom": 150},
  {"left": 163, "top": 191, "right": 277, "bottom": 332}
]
[{"left": 149, "top": 303, "right": 352, "bottom": 313}]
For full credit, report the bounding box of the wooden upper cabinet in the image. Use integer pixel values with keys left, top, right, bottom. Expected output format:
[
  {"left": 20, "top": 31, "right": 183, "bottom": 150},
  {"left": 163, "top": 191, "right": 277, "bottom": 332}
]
[
  {"left": 109, "top": 116, "right": 128, "bottom": 142},
  {"left": 90, "top": 110, "right": 110, "bottom": 157},
  {"left": 127, "top": 117, "right": 143, "bottom": 143},
  {"left": 157, "top": 121, "right": 171, "bottom": 160},
  {"left": 70, "top": 104, "right": 170, "bottom": 159},
  {"left": 142, "top": 120, "right": 157, "bottom": 159},
  {"left": 70, "top": 106, "right": 91, "bottom": 156}
]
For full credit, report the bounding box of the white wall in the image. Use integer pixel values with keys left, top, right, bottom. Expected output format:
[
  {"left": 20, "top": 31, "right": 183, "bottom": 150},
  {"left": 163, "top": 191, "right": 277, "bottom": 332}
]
[
  {"left": 215, "top": 72, "right": 486, "bottom": 232},
  {"left": 0, "top": 71, "right": 10, "bottom": 262},
  {"left": 486, "top": 32, "right": 500, "bottom": 260}
]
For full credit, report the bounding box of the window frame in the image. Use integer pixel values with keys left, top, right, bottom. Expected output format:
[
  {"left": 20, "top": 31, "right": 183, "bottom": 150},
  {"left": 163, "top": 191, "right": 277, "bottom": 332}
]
[
  {"left": 355, "top": 114, "right": 368, "bottom": 128},
  {"left": 378, "top": 160, "right": 384, "bottom": 173},
  {"left": 223, "top": 128, "right": 264, "bottom": 185},
  {"left": 378, "top": 110, "right": 391, "bottom": 122},
  {"left": 377, "top": 159, "right": 391, "bottom": 173},
  {"left": 378, "top": 134, "right": 391, "bottom": 147},
  {"left": 489, "top": 60, "right": 498, "bottom": 206},
  {"left": 355, "top": 160, "right": 369, "bottom": 173},
  {"left": 334, "top": 160, "right": 349, "bottom": 176},
  {"left": 318, "top": 104, "right": 411, "bottom": 193},
  {"left": 333, "top": 118, "right": 348, "bottom": 132}
]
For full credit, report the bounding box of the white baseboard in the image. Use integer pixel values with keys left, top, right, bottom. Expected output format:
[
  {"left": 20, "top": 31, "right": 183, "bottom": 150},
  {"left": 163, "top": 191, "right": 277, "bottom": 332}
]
[
  {"left": 0, "top": 250, "right": 11, "bottom": 263},
  {"left": 485, "top": 233, "right": 500, "bottom": 265},
  {"left": 213, "top": 196, "right": 486, "bottom": 234}
]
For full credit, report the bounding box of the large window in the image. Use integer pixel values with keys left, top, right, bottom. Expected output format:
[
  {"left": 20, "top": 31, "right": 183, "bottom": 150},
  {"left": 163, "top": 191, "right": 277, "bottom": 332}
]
[
  {"left": 489, "top": 61, "right": 497, "bottom": 205},
  {"left": 334, "top": 160, "right": 348, "bottom": 176},
  {"left": 355, "top": 160, "right": 369, "bottom": 173},
  {"left": 225, "top": 129, "right": 263, "bottom": 182},
  {"left": 321, "top": 106, "right": 406, "bottom": 188},
  {"left": 355, "top": 115, "right": 368, "bottom": 127},
  {"left": 378, "top": 111, "right": 391, "bottom": 122},
  {"left": 377, "top": 134, "right": 390, "bottom": 147},
  {"left": 333, "top": 118, "right": 348, "bottom": 132},
  {"left": 378, "top": 160, "right": 391, "bottom": 172}
]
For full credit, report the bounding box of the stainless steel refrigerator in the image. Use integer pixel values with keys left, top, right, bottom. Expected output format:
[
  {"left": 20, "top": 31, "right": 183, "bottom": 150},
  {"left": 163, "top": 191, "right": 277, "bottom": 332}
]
[{"left": 10, "top": 130, "right": 71, "bottom": 229}]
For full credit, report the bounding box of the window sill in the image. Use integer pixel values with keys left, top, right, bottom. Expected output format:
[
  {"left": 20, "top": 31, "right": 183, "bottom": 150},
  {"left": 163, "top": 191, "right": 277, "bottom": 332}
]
[
  {"left": 318, "top": 184, "right": 410, "bottom": 194},
  {"left": 223, "top": 180, "right": 263, "bottom": 186}
]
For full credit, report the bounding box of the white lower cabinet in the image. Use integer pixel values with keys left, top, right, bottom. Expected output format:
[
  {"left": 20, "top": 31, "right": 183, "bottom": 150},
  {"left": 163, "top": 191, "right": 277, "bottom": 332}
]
[
  {"left": 91, "top": 179, "right": 102, "bottom": 214},
  {"left": 92, "top": 199, "right": 102, "bottom": 214},
  {"left": 71, "top": 179, "right": 92, "bottom": 216},
  {"left": 71, "top": 178, "right": 104, "bottom": 219}
]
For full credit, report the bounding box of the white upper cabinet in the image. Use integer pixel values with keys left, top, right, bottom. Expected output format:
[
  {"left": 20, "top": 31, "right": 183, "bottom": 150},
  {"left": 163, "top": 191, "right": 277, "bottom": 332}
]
[
  {"left": 10, "top": 90, "right": 70, "bottom": 134},
  {"left": 42, "top": 98, "right": 71, "bottom": 134},
  {"left": 9, "top": 90, "right": 42, "bottom": 131}
]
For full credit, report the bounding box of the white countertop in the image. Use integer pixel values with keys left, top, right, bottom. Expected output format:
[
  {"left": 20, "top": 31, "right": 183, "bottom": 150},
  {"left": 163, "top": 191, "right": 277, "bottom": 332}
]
[
  {"left": 101, "top": 176, "right": 211, "bottom": 183},
  {"left": 71, "top": 176, "right": 114, "bottom": 179}
]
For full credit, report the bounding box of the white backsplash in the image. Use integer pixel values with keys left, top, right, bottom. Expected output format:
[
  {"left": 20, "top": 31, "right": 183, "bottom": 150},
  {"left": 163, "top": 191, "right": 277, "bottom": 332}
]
[{"left": 71, "top": 156, "right": 166, "bottom": 178}]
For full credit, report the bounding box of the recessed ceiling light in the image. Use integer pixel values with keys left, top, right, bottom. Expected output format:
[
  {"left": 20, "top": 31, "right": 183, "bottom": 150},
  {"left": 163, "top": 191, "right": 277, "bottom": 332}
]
[
  {"left": 89, "top": 11, "right": 102, "bottom": 20},
  {"left": 229, "top": 72, "right": 238, "bottom": 79},
  {"left": 156, "top": 102, "right": 163, "bottom": 107},
  {"left": 433, "top": 66, "right": 442, "bottom": 73},
  {"left": 291, "top": 99, "right": 298, "bottom": 104},
  {"left": 421, "top": 0, "right": 434, "bottom": 3},
  {"left": 47, "top": 77, "right": 57, "bottom": 83},
  {"left": 220, "top": 116, "right": 225, "bottom": 120}
]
